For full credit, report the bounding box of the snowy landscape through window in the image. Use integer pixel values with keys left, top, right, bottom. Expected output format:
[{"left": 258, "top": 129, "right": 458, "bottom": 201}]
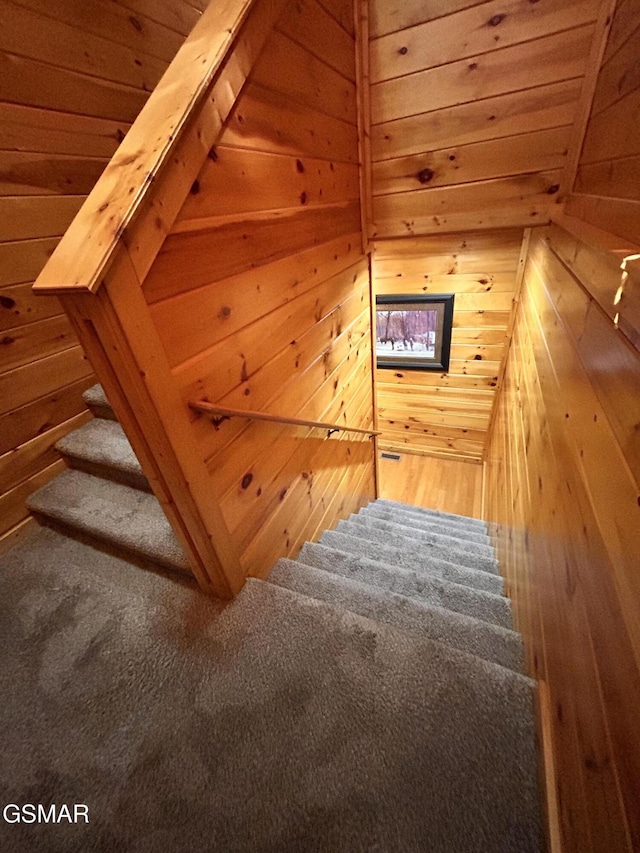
[{"left": 375, "top": 294, "right": 454, "bottom": 372}]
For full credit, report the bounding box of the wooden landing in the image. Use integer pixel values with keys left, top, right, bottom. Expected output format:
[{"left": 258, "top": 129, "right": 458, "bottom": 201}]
[{"left": 377, "top": 450, "right": 483, "bottom": 519}]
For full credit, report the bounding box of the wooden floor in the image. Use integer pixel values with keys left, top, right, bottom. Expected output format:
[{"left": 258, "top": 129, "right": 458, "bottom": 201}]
[{"left": 377, "top": 451, "right": 484, "bottom": 519}]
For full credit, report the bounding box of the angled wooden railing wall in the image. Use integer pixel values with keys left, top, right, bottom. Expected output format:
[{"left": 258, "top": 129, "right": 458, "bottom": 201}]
[{"left": 33, "top": 0, "right": 375, "bottom": 595}]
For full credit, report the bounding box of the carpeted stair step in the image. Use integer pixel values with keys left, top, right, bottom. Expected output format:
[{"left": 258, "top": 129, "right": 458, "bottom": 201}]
[
  {"left": 301, "top": 540, "right": 513, "bottom": 629},
  {"left": 335, "top": 520, "right": 502, "bottom": 586},
  {"left": 268, "top": 558, "right": 525, "bottom": 673},
  {"left": 360, "top": 503, "right": 491, "bottom": 546},
  {"left": 345, "top": 513, "right": 496, "bottom": 561},
  {"left": 56, "top": 418, "right": 151, "bottom": 492},
  {"left": 375, "top": 498, "right": 488, "bottom": 533},
  {"left": 0, "top": 529, "right": 543, "bottom": 852},
  {"left": 26, "top": 468, "right": 190, "bottom": 576},
  {"left": 321, "top": 525, "right": 503, "bottom": 595},
  {"left": 335, "top": 517, "right": 499, "bottom": 575},
  {"left": 82, "top": 383, "right": 116, "bottom": 421}
]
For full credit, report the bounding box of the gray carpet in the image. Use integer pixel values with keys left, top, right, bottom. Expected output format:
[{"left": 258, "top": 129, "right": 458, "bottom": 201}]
[
  {"left": 269, "top": 558, "right": 525, "bottom": 673},
  {"left": 27, "top": 469, "right": 189, "bottom": 575},
  {"left": 0, "top": 526, "right": 542, "bottom": 852},
  {"left": 8, "top": 389, "right": 542, "bottom": 850},
  {"left": 314, "top": 536, "right": 512, "bottom": 628},
  {"left": 358, "top": 503, "right": 492, "bottom": 545},
  {"left": 347, "top": 514, "right": 496, "bottom": 560},
  {"left": 374, "top": 498, "right": 489, "bottom": 531},
  {"left": 56, "top": 418, "right": 150, "bottom": 492},
  {"left": 334, "top": 518, "right": 499, "bottom": 575}
]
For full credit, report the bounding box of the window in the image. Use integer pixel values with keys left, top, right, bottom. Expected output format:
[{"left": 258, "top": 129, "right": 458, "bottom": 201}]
[{"left": 375, "top": 293, "right": 455, "bottom": 372}]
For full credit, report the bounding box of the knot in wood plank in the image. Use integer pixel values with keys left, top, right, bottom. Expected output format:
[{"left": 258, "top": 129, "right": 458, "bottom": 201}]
[{"left": 417, "top": 168, "right": 435, "bottom": 184}]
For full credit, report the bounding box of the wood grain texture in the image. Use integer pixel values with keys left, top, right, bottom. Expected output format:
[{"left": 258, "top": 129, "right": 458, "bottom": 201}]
[
  {"left": 484, "top": 226, "right": 640, "bottom": 852},
  {"left": 32, "top": 0, "right": 260, "bottom": 294},
  {"left": 557, "top": 0, "right": 618, "bottom": 201},
  {"left": 372, "top": 79, "right": 583, "bottom": 163},
  {"left": 566, "top": 0, "right": 640, "bottom": 241},
  {"left": 368, "top": 0, "right": 599, "bottom": 239},
  {"left": 371, "top": 27, "right": 595, "bottom": 125},
  {"left": 369, "top": 0, "right": 487, "bottom": 40},
  {"left": 370, "top": 0, "right": 599, "bottom": 84},
  {"left": 378, "top": 450, "right": 483, "bottom": 518},
  {"left": 0, "top": 0, "right": 200, "bottom": 549},
  {"left": 218, "top": 81, "right": 359, "bottom": 162},
  {"left": 372, "top": 127, "right": 572, "bottom": 196},
  {"left": 372, "top": 229, "right": 522, "bottom": 461},
  {"left": 138, "top": 0, "right": 374, "bottom": 578}
]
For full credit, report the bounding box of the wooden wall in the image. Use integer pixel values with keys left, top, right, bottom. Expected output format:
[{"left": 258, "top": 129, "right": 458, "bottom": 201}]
[
  {"left": 141, "top": 0, "right": 376, "bottom": 576},
  {"left": 566, "top": 0, "right": 640, "bottom": 244},
  {"left": 372, "top": 228, "right": 524, "bottom": 460},
  {"left": 368, "top": 0, "right": 601, "bottom": 239},
  {"left": 484, "top": 226, "right": 640, "bottom": 852},
  {"left": 0, "top": 0, "right": 203, "bottom": 548}
]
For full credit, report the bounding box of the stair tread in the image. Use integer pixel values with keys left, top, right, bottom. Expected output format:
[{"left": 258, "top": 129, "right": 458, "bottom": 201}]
[
  {"left": 56, "top": 418, "right": 149, "bottom": 491},
  {"left": 335, "top": 518, "right": 499, "bottom": 576},
  {"left": 268, "top": 558, "right": 524, "bottom": 674},
  {"left": 334, "top": 523, "right": 503, "bottom": 594},
  {"left": 82, "top": 383, "right": 116, "bottom": 419},
  {"left": 360, "top": 504, "right": 490, "bottom": 544},
  {"left": 348, "top": 513, "right": 495, "bottom": 558},
  {"left": 375, "top": 498, "right": 488, "bottom": 531},
  {"left": 303, "top": 539, "right": 513, "bottom": 630},
  {"left": 27, "top": 468, "right": 189, "bottom": 574}
]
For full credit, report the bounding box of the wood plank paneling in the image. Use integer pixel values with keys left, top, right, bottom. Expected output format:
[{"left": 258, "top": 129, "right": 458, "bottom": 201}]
[
  {"left": 12, "top": 0, "right": 189, "bottom": 64},
  {"left": 251, "top": 30, "right": 357, "bottom": 125},
  {"left": 0, "top": 375, "right": 96, "bottom": 457},
  {"left": 372, "top": 229, "right": 522, "bottom": 461},
  {"left": 566, "top": 0, "right": 640, "bottom": 240},
  {"left": 0, "top": 314, "right": 76, "bottom": 373},
  {"left": 373, "top": 170, "right": 563, "bottom": 236},
  {"left": 142, "top": 0, "right": 374, "bottom": 577},
  {"left": 370, "top": 0, "right": 599, "bottom": 84},
  {"left": 0, "top": 196, "right": 85, "bottom": 242},
  {"left": 218, "top": 81, "right": 359, "bottom": 162},
  {"left": 371, "top": 28, "right": 594, "bottom": 126},
  {"left": 0, "top": 103, "right": 128, "bottom": 158},
  {"left": 369, "top": 0, "right": 600, "bottom": 239},
  {"left": 149, "top": 232, "right": 363, "bottom": 368},
  {"left": 0, "top": 151, "right": 109, "bottom": 197},
  {"left": 372, "top": 79, "right": 582, "bottom": 163},
  {"left": 372, "top": 127, "right": 571, "bottom": 197},
  {"left": 484, "top": 226, "right": 640, "bottom": 853},
  {"left": 176, "top": 149, "right": 360, "bottom": 220},
  {"left": 370, "top": 0, "right": 487, "bottom": 40},
  {"left": 0, "top": 1, "right": 200, "bottom": 536},
  {"left": 145, "top": 201, "right": 361, "bottom": 302},
  {"left": 277, "top": 0, "right": 356, "bottom": 80},
  {"left": 0, "top": 3, "right": 169, "bottom": 90}
]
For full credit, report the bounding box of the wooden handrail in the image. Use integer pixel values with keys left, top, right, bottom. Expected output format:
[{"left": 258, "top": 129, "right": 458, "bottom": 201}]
[
  {"left": 190, "top": 401, "right": 381, "bottom": 438},
  {"left": 33, "top": 0, "right": 255, "bottom": 295}
]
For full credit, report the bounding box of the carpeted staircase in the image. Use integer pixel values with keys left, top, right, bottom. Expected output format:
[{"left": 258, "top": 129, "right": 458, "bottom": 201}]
[
  {"left": 0, "top": 387, "right": 543, "bottom": 851},
  {"left": 26, "top": 385, "right": 191, "bottom": 575}
]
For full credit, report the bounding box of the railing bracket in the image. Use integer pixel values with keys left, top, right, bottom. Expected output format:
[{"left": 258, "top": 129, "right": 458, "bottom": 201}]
[{"left": 211, "top": 415, "right": 230, "bottom": 431}]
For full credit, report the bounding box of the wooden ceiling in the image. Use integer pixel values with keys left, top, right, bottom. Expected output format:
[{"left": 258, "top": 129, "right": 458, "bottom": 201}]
[
  {"left": 367, "top": 0, "right": 604, "bottom": 239},
  {"left": 364, "top": 0, "right": 619, "bottom": 463}
]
